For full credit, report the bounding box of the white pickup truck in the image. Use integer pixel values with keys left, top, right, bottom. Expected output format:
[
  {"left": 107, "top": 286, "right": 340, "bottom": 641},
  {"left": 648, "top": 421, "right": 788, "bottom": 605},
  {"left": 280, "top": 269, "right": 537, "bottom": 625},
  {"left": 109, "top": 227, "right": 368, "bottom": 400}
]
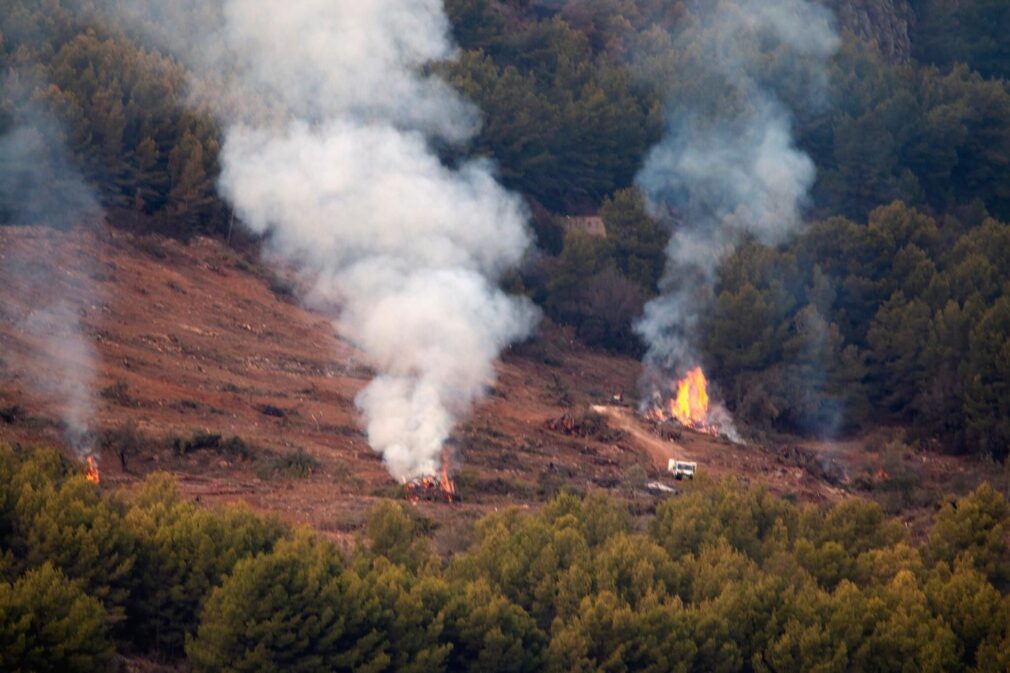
[{"left": 668, "top": 459, "right": 697, "bottom": 480}]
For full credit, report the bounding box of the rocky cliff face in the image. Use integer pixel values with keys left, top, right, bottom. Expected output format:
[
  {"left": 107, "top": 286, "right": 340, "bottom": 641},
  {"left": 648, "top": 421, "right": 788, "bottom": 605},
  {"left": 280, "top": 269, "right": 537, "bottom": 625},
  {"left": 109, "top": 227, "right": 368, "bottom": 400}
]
[{"left": 831, "top": 0, "right": 914, "bottom": 62}]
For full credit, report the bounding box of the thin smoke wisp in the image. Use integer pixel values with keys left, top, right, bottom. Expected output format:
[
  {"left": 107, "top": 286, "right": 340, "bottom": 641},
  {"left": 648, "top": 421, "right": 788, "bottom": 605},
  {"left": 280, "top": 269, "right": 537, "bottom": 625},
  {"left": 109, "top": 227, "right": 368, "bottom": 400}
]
[
  {"left": 0, "top": 91, "right": 103, "bottom": 454},
  {"left": 634, "top": 0, "right": 839, "bottom": 383}
]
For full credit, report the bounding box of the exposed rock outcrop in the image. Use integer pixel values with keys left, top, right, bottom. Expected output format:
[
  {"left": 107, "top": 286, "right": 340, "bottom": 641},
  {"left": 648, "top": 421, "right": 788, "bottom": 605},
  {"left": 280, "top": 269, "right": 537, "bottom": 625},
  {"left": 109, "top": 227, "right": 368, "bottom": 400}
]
[{"left": 832, "top": 0, "right": 914, "bottom": 62}]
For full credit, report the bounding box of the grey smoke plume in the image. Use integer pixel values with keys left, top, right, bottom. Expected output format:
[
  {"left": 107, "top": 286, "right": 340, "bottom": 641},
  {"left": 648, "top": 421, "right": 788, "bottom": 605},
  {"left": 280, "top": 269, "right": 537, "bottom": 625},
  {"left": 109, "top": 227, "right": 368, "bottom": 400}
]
[
  {"left": 634, "top": 0, "right": 838, "bottom": 380},
  {"left": 111, "top": 1, "right": 537, "bottom": 479},
  {"left": 19, "top": 302, "right": 100, "bottom": 452},
  {"left": 0, "top": 112, "right": 100, "bottom": 230},
  {"left": 0, "top": 92, "right": 103, "bottom": 453}
]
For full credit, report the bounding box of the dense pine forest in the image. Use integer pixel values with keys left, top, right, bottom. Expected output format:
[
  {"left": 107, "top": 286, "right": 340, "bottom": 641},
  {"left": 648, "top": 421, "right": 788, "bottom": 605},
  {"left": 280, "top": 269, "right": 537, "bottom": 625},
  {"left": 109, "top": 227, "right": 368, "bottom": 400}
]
[{"left": 2, "top": 444, "right": 1010, "bottom": 672}]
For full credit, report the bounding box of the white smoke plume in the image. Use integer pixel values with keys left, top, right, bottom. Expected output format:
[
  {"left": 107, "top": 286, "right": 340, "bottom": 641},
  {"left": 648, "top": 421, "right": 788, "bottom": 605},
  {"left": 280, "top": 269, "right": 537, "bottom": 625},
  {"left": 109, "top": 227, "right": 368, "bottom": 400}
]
[
  {"left": 634, "top": 0, "right": 839, "bottom": 379},
  {"left": 0, "top": 91, "right": 103, "bottom": 454},
  {"left": 18, "top": 302, "right": 100, "bottom": 452},
  {"left": 107, "top": 1, "right": 538, "bottom": 479}
]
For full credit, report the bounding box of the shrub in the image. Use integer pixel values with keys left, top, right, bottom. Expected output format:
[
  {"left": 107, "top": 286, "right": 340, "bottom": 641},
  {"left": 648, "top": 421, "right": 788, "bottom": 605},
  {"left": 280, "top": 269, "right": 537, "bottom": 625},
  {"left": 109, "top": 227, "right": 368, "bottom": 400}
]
[
  {"left": 256, "top": 447, "right": 319, "bottom": 480},
  {"left": 441, "top": 580, "right": 546, "bottom": 673},
  {"left": 927, "top": 483, "right": 1010, "bottom": 584},
  {"left": 100, "top": 380, "right": 134, "bottom": 406},
  {"left": 649, "top": 478, "right": 797, "bottom": 562},
  {"left": 100, "top": 420, "right": 143, "bottom": 471},
  {"left": 125, "top": 473, "right": 286, "bottom": 654},
  {"left": 365, "top": 501, "right": 431, "bottom": 570},
  {"left": 0, "top": 563, "right": 113, "bottom": 673},
  {"left": 187, "top": 532, "right": 387, "bottom": 673},
  {"left": 173, "top": 432, "right": 254, "bottom": 459},
  {"left": 0, "top": 405, "right": 24, "bottom": 424},
  {"left": 22, "top": 475, "right": 137, "bottom": 623}
]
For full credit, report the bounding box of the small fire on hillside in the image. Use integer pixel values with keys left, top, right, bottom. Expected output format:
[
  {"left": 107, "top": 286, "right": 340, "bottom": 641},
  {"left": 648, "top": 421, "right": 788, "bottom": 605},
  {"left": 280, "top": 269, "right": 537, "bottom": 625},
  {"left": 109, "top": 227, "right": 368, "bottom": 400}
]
[
  {"left": 403, "top": 472, "right": 457, "bottom": 504},
  {"left": 645, "top": 366, "right": 741, "bottom": 441},
  {"left": 646, "top": 366, "right": 714, "bottom": 431},
  {"left": 85, "top": 455, "right": 100, "bottom": 484},
  {"left": 403, "top": 452, "right": 458, "bottom": 504}
]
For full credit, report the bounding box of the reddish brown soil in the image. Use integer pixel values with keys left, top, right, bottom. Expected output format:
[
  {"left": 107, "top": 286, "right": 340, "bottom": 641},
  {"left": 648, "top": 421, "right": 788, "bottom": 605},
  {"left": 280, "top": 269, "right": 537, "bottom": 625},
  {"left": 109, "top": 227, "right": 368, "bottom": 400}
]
[{"left": 0, "top": 224, "right": 999, "bottom": 540}]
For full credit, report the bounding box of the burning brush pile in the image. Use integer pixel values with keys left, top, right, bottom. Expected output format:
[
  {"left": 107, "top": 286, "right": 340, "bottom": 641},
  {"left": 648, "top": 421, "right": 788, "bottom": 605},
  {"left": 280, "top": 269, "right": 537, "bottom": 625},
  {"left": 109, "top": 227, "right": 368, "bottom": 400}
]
[
  {"left": 403, "top": 473, "right": 457, "bottom": 504},
  {"left": 402, "top": 449, "right": 458, "bottom": 504},
  {"left": 645, "top": 367, "right": 741, "bottom": 442}
]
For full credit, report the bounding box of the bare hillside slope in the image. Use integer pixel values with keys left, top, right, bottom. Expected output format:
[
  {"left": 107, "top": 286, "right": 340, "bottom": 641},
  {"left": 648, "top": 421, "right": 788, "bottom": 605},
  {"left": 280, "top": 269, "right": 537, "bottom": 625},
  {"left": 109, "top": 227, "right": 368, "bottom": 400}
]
[{"left": 0, "top": 225, "right": 992, "bottom": 540}]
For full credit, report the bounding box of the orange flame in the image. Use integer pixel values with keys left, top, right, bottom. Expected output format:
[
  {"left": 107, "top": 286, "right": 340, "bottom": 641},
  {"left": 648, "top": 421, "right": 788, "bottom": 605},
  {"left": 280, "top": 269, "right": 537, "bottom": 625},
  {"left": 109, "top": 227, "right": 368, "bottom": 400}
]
[
  {"left": 644, "top": 367, "right": 741, "bottom": 442},
  {"left": 671, "top": 367, "right": 710, "bottom": 428},
  {"left": 403, "top": 454, "right": 457, "bottom": 504},
  {"left": 440, "top": 464, "right": 456, "bottom": 499},
  {"left": 645, "top": 366, "right": 716, "bottom": 434},
  {"left": 85, "top": 456, "right": 100, "bottom": 485}
]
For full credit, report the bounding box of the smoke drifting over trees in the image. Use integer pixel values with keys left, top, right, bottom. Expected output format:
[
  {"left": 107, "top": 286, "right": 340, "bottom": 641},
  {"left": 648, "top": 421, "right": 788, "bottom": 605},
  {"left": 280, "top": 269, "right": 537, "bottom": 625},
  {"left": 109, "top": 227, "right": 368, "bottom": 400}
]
[
  {"left": 633, "top": 0, "right": 839, "bottom": 376},
  {"left": 0, "top": 107, "right": 102, "bottom": 230},
  {"left": 0, "top": 90, "right": 103, "bottom": 453}
]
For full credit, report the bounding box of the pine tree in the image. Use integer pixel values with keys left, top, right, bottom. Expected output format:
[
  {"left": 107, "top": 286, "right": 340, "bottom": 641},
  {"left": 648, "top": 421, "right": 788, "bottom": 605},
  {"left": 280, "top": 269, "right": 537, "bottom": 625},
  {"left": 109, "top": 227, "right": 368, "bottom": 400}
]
[{"left": 0, "top": 563, "right": 113, "bottom": 673}]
